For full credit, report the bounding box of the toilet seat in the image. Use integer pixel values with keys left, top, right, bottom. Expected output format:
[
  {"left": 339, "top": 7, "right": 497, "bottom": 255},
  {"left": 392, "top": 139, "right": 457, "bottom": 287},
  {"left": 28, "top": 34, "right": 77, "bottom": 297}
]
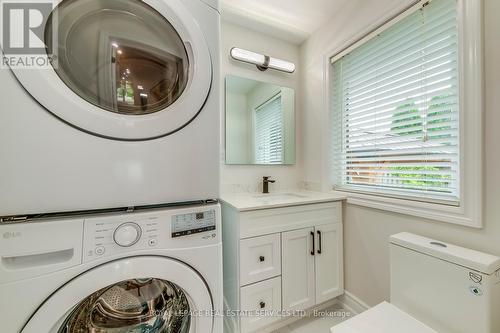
[{"left": 331, "top": 302, "right": 437, "bottom": 333}]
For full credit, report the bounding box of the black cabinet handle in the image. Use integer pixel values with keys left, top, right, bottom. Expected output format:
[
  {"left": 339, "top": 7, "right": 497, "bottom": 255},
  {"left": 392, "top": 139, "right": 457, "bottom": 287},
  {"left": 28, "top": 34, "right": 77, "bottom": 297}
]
[
  {"left": 317, "top": 230, "right": 322, "bottom": 254},
  {"left": 259, "top": 256, "right": 265, "bottom": 262},
  {"left": 310, "top": 231, "right": 315, "bottom": 255},
  {"left": 259, "top": 301, "right": 266, "bottom": 309}
]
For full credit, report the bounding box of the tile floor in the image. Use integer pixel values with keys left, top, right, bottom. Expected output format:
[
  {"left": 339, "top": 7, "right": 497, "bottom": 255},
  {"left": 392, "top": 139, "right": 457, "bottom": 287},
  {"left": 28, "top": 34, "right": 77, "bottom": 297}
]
[{"left": 273, "top": 306, "right": 353, "bottom": 333}]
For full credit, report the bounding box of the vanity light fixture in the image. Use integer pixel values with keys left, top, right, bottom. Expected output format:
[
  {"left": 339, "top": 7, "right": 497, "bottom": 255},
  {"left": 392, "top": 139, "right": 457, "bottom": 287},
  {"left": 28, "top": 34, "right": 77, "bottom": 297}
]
[{"left": 230, "top": 47, "right": 295, "bottom": 73}]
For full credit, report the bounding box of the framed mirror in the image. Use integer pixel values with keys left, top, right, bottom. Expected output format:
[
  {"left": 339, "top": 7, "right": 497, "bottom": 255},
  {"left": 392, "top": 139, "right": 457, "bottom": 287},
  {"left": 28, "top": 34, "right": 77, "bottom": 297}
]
[{"left": 225, "top": 75, "right": 295, "bottom": 165}]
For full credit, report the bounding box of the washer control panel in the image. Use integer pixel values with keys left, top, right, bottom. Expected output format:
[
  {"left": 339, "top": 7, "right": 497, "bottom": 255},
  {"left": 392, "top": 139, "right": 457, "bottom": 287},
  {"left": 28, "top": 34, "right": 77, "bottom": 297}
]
[
  {"left": 82, "top": 204, "right": 220, "bottom": 263},
  {"left": 171, "top": 210, "right": 216, "bottom": 238},
  {"left": 84, "top": 216, "right": 161, "bottom": 262}
]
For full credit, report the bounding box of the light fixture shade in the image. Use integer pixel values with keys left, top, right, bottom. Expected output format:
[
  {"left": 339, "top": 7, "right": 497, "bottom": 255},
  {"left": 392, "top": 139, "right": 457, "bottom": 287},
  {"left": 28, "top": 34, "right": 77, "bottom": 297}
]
[
  {"left": 230, "top": 47, "right": 295, "bottom": 73},
  {"left": 268, "top": 57, "right": 296, "bottom": 73},
  {"left": 230, "top": 48, "right": 266, "bottom": 66}
]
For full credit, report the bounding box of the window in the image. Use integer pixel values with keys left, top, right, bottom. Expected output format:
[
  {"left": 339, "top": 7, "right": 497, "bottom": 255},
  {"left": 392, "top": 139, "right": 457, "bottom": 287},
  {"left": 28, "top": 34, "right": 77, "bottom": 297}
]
[
  {"left": 332, "top": 0, "right": 459, "bottom": 204},
  {"left": 254, "top": 93, "right": 284, "bottom": 164},
  {"left": 329, "top": 0, "right": 483, "bottom": 227}
]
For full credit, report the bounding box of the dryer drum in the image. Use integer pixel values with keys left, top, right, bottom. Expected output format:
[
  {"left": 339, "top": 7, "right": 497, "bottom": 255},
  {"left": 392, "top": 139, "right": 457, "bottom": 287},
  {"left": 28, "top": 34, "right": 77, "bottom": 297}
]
[{"left": 58, "top": 278, "right": 191, "bottom": 332}]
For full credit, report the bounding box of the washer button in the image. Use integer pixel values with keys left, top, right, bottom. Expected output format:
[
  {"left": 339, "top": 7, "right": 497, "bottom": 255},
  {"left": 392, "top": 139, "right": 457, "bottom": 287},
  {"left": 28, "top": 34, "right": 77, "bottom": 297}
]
[
  {"left": 149, "top": 238, "right": 158, "bottom": 247},
  {"left": 95, "top": 246, "right": 105, "bottom": 255}
]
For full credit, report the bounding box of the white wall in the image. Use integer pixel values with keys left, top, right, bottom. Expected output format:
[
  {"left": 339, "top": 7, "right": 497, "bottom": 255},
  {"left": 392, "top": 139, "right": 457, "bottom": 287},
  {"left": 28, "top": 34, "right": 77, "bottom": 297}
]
[
  {"left": 221, "top": 21, "right": 302, "bottom": 193},
  {"left": 300, "top": 0, "right": 500, "bottom": 306}
]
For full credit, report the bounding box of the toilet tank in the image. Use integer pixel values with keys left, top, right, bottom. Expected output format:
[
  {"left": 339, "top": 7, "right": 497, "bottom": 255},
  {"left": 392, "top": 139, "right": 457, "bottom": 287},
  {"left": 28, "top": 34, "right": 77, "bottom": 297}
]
[{"left": 390, "top": 233, "right": 500, "bottom": 333}]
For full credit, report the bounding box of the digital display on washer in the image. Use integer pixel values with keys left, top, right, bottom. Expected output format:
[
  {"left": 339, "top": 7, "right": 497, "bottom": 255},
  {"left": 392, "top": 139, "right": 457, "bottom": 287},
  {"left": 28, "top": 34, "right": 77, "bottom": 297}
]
[{"left": 171, "top": 209, "right": 215, "bottom": 238}]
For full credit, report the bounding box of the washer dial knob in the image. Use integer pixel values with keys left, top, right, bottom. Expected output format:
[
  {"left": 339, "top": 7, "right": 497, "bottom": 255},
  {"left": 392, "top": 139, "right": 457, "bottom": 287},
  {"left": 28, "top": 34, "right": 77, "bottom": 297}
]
[{"left": 113, "top": 222, "right": 142, "bottom": 247}]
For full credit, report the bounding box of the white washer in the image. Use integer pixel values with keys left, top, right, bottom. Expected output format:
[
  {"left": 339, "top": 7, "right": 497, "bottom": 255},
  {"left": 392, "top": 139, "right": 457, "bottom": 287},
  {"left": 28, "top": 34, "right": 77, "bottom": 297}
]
[
  {"left": 0, "top": 0, "right": 220, "bottom": 217},
  {"left": 0, "top": 203, "right": 223, "bottom": 333}
]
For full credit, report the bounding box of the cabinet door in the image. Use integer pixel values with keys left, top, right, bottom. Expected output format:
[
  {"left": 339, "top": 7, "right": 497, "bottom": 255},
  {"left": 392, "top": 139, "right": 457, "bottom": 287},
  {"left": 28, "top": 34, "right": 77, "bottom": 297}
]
[
  {"left": 315, "top": 223, "right": 343, "bottom": 304},
  {"left": 281, "top": 227, "right": 315, "bottom": 311}
]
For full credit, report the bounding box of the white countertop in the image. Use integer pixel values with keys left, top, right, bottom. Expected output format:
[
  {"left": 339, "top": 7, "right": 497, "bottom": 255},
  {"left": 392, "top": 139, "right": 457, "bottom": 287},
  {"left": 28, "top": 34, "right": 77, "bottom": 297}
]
[{"left": 220, "top": 190, "right": 346, "bottom": 211}]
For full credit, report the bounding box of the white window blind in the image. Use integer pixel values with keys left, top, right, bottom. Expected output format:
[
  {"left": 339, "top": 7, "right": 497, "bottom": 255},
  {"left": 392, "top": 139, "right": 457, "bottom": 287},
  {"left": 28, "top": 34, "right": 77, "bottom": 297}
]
[
  {"left": 331, "top": 0, "right": 459, "bottom": 204},
  {"left": 255, "top": 93, "right": 284, "bottom": 164}
]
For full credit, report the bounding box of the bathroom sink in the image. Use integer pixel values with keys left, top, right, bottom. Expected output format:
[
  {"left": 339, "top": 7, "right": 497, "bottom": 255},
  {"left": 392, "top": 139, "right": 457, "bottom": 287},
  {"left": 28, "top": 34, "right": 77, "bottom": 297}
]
[
  {"left": 252, "top": 193, "right": 309, "bottom": 200},
  {"left": 221, "top": 191, "right": 346, "bottom": 211}
]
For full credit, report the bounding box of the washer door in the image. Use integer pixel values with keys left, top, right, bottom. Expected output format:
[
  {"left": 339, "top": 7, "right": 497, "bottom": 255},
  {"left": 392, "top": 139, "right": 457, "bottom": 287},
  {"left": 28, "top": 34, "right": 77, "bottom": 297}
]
[
  {"left": 22, "top": 257, "right": 214, "bottom": 333},
  {"left": 11, "top": 0, "right": 212, "bottom": 140}
]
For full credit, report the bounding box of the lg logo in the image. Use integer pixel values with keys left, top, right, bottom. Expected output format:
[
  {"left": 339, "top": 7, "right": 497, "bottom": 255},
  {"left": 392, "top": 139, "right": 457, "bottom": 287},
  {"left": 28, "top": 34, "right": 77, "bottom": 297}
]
[
  {"left": 1, "top": 1, "right": 53, "bottom": 54},
  {"left": 3, "top": 231, "right": 21, "bottom": 239}
]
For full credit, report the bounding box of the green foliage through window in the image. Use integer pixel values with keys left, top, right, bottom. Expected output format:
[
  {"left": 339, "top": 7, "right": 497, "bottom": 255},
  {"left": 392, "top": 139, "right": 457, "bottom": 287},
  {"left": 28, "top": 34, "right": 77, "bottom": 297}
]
[{"left": 388, "top": 94, "right": 454, "bottom": 190}]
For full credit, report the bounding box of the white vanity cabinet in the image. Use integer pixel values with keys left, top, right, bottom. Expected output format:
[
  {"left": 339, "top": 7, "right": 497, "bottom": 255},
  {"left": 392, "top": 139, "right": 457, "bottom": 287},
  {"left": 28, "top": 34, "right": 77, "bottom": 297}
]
[
  {"left": 221, "top": 195, "right": 344, "bottom": 333},
  {"left": 281, "top": 222, "right": 343, "bottom": 311}
]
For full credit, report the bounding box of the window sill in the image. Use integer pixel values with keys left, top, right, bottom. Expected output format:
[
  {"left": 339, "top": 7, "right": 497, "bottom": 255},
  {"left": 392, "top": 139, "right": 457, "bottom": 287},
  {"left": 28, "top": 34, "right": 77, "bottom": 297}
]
[{"left": 331, "top": 190, "right": 482, "bottom": 228}]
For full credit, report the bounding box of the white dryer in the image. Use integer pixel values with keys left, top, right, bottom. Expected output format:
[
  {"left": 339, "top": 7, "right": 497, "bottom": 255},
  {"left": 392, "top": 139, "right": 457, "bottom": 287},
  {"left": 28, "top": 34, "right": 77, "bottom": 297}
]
[
  {"left": 0, "top": 0, "right": 220, "bottom": 217},
  {"left": 0, "top": 203, "right": 223, "bottom": 333}
]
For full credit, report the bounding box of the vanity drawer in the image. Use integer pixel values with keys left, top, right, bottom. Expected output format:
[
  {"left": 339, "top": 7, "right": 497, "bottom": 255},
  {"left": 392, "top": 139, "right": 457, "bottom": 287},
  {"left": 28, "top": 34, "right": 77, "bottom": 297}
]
[
  {"left": 240, "top": 277, "right": 282, "bottom": 333},
  {"left": 240, "top": 233, "right": 281, "bottom": 286}
]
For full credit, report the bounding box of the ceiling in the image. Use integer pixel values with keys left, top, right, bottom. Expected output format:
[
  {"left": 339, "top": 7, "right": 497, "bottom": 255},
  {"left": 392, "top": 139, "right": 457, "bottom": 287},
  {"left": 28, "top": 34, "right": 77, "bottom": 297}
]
[{"left": 221, "top": 0, "right": 352, "bottom": 44}]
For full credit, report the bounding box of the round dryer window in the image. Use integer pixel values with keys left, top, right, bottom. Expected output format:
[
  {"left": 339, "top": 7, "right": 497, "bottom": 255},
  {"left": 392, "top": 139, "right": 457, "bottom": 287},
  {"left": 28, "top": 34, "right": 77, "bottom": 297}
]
[
  {"left": 9, "top": 0, "right": 213, "bottom": 140},
  {"left": 45, "top": 0, "right": 190, "bottom": 116}
]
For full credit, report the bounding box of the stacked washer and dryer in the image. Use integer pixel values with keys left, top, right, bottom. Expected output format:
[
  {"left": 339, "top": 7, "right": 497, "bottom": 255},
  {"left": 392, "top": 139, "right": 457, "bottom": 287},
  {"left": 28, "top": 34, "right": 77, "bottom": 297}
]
[{"left": 0, "top": 0, "right": 222, "bottom": 332}]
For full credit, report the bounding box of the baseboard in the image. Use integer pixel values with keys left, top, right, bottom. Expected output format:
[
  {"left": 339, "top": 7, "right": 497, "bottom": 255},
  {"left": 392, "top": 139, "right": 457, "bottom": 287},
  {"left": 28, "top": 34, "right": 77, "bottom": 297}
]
[{"left": 336, "top": 290, "right": 371, "bottom": 315}]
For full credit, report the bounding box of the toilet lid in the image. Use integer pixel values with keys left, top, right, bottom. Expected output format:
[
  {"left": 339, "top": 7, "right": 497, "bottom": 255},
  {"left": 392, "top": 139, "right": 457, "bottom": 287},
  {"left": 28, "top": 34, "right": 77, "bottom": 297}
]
[{"left": 331, "top": 302, "right": 437, "bottom": 333}]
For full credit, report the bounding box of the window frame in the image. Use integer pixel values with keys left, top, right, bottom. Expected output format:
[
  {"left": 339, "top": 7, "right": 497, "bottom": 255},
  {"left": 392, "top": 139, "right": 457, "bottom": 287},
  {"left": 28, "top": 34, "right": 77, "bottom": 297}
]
[{"left": 325, "top": 0, "right": 483, "bottom": 228}]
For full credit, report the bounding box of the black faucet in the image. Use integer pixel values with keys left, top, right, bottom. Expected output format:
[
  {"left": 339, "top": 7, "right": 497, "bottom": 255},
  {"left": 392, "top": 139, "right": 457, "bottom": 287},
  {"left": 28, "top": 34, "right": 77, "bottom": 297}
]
[{"left": 262, "top": 176, "right": 275, "bottom": 194}]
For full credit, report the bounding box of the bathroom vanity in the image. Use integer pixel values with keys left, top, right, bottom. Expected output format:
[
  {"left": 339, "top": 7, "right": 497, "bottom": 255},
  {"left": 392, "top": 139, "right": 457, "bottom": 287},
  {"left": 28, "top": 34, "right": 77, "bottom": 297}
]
[{"left": 221, "top": 191, "right": 345, "bottom": 333}]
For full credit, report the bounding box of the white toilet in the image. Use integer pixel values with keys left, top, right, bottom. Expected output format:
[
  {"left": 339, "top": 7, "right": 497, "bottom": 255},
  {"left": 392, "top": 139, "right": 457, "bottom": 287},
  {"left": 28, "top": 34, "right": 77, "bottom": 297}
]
[{"left": 333, "top": 232, "right": 500, "bottom": 333}]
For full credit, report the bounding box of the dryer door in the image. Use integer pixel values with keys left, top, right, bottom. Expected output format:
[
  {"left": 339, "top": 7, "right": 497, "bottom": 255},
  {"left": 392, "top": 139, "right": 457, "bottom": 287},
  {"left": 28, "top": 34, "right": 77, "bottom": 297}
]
[
  {"left": 10, "top": 0, "right": 212, "bottom": 140},
  {"left": 22, "top": 257, "right": 214, "bottom": 333}
]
